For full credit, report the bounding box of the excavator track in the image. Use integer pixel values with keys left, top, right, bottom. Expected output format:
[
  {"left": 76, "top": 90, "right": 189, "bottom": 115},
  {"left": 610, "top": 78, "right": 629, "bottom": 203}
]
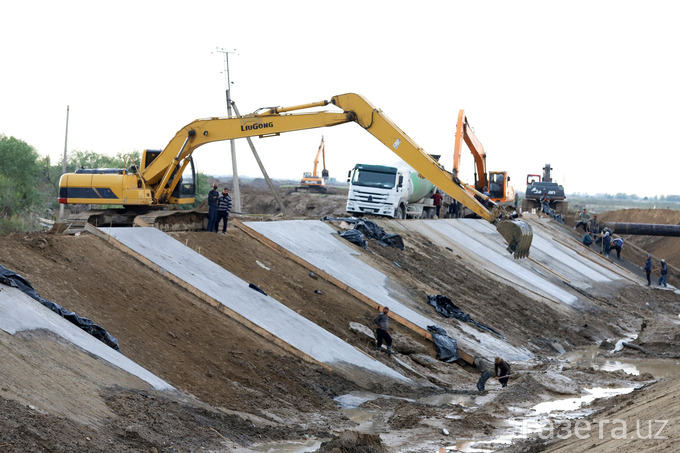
[{"left": 54, "top": 209, "right": 208, "bottom": 235}]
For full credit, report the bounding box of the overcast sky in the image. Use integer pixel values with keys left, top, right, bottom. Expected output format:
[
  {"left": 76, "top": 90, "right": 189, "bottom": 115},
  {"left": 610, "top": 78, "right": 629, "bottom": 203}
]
[{"left": 2, "top": 1, "right": 679, "bottom": 198}]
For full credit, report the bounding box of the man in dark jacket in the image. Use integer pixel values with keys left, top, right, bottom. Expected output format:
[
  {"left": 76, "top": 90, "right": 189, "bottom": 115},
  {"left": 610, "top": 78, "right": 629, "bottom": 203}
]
[
  {"left": 215, "top": 188, "right": 232, "bottom": 234},
  {"left": 644, "top": 254, "right": 652, "bottom": 286},
  {"left": 373, "top": 306, "right": 393, "bottom": 355},
  {"left": 206, "top": 183, "right": 220, "bottom": 232},
  {"left": 658, "top": 259, "right": 668, "bottom": 287},
  {"left": 602, "top": 231, "right": 612, "bottom": 258},
  {"left": 539, "top": 194, "right": 551, "bottom": 217},
  {"left": 494, "top": 357, "right": 511, "bottom": 387}
]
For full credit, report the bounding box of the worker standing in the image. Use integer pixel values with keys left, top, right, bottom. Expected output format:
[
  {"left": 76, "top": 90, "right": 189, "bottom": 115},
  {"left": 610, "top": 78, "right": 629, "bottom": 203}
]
[
  {"left": 494, "top": 357, "right": 511, "bottom": 388},
  {"left": 206, "top": 183, "right": 220, "bottom": 232},
  {"left": 574, "top": 208, "right": 591, "bottom": 231},
  {"left": 373, "top": 306, "right": 394, "bottom": 355},
  {"left": 448, "top": 199, "right": 461, "bottom": 218},
  {"left": 602, "top": 231, "right": 612, "bottom": 258},
  {"left": 214, "top": 188, "right": 232, "bottom": 234},
  {"left": 539, "top": 194, "right": 551, "bottom": 217},
  {"left": 589, "top": 214, "right": 600, "bottom": 235},
  {"left": 431, "top": 190, "right": 443, "bottom": 218},
  {"left": 644, "top": 254, "right": 652, "bottom": 286},
  {"left": 658, "top": 259, "right": 668, "bottom": 287}
]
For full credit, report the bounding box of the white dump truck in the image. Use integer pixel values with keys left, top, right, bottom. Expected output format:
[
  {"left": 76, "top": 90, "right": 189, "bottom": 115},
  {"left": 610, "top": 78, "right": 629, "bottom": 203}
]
[{"left": 346, "top": 163, "right": 436, "bottom": 219}]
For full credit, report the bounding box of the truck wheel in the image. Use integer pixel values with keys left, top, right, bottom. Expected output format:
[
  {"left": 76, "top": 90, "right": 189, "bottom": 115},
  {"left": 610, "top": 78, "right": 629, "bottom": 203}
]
[{"left": 396, "top": 206, "right": 405, "bottom": 219}]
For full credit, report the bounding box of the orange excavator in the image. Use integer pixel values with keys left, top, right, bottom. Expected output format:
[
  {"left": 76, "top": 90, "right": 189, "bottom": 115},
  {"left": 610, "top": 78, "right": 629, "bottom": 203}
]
[
  {"left": 298, "top": 136, "right": 329, "bottom": 192},
  {"left": 453, "top": 110, "right": 516, "bottom": 206}
]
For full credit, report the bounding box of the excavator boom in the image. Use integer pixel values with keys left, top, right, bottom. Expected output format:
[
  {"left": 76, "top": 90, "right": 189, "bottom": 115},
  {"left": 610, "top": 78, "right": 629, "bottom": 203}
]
[
  {"left": 453, "top": 110, "right": 516, "bottom": 205},
  {"left": 59, "top": 93, "right": 532, "bottom": 258},
  {"left": 454, "top": 110, "right": 487, "bottom": 191}
]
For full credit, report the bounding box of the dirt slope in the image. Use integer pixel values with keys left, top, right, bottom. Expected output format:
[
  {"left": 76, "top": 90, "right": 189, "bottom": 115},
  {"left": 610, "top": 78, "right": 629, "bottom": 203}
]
[{"left": 1, "top": 186, "right": 679, "bottom": 452}]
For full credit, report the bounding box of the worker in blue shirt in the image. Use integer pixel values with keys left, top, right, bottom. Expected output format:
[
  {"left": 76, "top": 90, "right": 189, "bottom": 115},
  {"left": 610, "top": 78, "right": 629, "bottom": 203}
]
[
  {"left": 644, "top": 255, "right": 652, "bottom": 286},
  {"left": 611, "top": 236, "right": 624, "bottom": 260}
]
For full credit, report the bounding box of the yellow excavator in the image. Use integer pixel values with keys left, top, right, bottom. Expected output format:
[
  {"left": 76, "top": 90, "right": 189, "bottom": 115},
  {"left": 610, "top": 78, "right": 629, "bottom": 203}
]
[
  {"left": 58, "top": 93, "right": 532, "bottom": 258},
  {"left": 298, "top": 136, "right": 329, "bottom": 192}
]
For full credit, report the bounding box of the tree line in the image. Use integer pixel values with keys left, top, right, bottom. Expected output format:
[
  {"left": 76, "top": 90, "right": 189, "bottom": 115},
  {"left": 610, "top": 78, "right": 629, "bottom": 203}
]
[{"left": 0, "top": 134, "right": 207, "bottom": 234}]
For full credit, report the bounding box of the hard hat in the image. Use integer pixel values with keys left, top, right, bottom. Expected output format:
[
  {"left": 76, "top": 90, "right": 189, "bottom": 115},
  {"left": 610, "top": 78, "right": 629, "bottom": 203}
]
[{"left": 661, "top": 259, "right": 665, "bottom": 262}]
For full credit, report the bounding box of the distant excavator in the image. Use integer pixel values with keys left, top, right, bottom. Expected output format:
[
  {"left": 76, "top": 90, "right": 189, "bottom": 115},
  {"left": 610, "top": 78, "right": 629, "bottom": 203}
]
[
  {"left": 453, "top": 110, "right": 516, "bottom": 207},
  {"left": 298, "top": 136, "right": 329, "bottom": 192},
  {"left": 58, "top": 93, "right": 533, "bottom": 258}
]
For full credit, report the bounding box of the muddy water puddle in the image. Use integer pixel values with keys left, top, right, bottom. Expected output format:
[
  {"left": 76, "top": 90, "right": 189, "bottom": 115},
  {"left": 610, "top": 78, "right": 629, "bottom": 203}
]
[
  {"left": 562, "top": 345, "right": 680, "bottom": 378},
  {"left": 249, "top": 438, "right": 324, "bottom": 453},
  {"left": 442, "top": 387, "right": 635, "bottom": 452}
]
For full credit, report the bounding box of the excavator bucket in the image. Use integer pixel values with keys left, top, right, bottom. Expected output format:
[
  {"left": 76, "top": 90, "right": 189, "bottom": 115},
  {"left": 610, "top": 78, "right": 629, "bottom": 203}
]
[{"left": 496, "top": 219, "right": 533, "bottom": 259}]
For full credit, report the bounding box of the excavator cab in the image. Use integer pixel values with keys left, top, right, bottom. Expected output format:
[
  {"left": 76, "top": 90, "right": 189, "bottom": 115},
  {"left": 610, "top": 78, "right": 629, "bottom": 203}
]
[
  {"left": 488, "top": 172, "right": 506, "bottom": 199},
  {"left": 168, "top": 160, "right": 196, "bottom": 203},
  {"left": 143, "top": 149, "right": 196, "bottom": 204}
]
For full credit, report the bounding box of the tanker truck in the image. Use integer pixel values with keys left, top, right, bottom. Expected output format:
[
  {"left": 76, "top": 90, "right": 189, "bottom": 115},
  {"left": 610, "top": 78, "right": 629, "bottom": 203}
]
[{"left": 346, "top": 163, "right": 436, "bottom": 219}]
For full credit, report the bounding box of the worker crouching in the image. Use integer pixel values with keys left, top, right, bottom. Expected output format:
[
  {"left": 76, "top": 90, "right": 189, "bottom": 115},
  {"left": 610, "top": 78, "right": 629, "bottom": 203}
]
[{"left": 495, "top": 356, "right": 511, "bottom": 387}]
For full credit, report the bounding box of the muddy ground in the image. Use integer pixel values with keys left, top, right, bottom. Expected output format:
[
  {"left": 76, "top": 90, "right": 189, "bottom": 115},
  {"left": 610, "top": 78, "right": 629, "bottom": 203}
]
[{"left": 0, "top": 183, "right": 679, "bottom": 452}]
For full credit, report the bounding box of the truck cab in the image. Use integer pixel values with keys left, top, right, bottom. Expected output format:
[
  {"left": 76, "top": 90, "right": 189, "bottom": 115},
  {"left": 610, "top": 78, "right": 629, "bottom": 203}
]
[{"left": 346, "top": 164, "right": 435, "bottom": 219}]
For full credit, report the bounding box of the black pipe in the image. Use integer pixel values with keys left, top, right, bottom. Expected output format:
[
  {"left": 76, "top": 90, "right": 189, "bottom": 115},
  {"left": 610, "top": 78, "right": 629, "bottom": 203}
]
[{"left": 602, "top": 222, "right": 680, "bottom": 237}]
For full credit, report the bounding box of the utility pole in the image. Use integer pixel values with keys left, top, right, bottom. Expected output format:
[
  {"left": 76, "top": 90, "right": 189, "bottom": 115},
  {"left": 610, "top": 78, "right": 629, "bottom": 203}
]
[
  {"left": 231, "top": 101, "right": 287, "bottom": 216},
  {"left": 59, "top": 105, "right": 69, "bottom": 219},
  {"left": 215, "top": 47, "right": 241, "bottom": 212}
]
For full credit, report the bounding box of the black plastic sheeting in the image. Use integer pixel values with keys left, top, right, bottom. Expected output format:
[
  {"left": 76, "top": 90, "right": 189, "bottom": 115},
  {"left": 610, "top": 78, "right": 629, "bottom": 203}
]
[
  {"left": 0, "top": 264, "right": 121, "bottom": 352},
  {"left": 427, "top": 325, "right": 460, "bottom": 362},
  {"left": 354, "top": 220, "right": 404, "bottom": 250},
  {"left": 325, "top": 217, "right": 404, "bottom": 250},
  {"left": 427, "top": 295, "right": 505, "bottom": 339},
  {"left": 339, "top": 229, "right": 368, "bottom": 249}
]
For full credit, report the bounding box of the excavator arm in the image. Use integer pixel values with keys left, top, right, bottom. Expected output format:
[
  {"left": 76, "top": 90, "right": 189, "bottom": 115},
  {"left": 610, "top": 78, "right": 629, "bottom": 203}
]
[
  {"left": 311, "top": 136, "right": 324, "bottom": 178},
  {"left": 59, "top": 93, "right": 532, "bottom": 257},
  {"left": 145, "top": 101, "right": 351, "bottom": 203},
  {"left": 454, "top": 109, "right": 487, "bottom": 192}
]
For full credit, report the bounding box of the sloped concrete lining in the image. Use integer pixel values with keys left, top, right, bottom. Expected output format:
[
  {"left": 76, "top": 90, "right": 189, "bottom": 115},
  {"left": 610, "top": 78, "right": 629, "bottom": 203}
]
[
  {"left": 455, "top": 219, "right": 622, "bottom": 285},
  {"left": 245, "top": 220, "right": 533, "bottom": 361},
  {"left": 402, "top": 219, "right": 579, "bottom": 306},
  {"left": 512, "top": 219, "right": 625, "bottom": 282},
  {"left": 99, "top": 227, "right": 411, "bottom": 385},
  {"left": 0, "top": 286, "right": 172, "bottom": 391}
]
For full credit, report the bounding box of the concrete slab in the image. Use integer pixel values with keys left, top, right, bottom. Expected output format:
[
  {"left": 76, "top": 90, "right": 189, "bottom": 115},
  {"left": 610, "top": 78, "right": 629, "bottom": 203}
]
[
  {"left": 245, "top": 220, "right": 533, "bottom": 361},
  {"left": 98, "top": 227, "right": 410, "bottom": 385},
  {"left": 527, "top": 219, "right": 626, "bottom": 282},
  {"left": 0, "top": 285, "right": 172, "bottom": 391},
  {"left": 410, "top": 219, "right": 579, "bottom": 306}
]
